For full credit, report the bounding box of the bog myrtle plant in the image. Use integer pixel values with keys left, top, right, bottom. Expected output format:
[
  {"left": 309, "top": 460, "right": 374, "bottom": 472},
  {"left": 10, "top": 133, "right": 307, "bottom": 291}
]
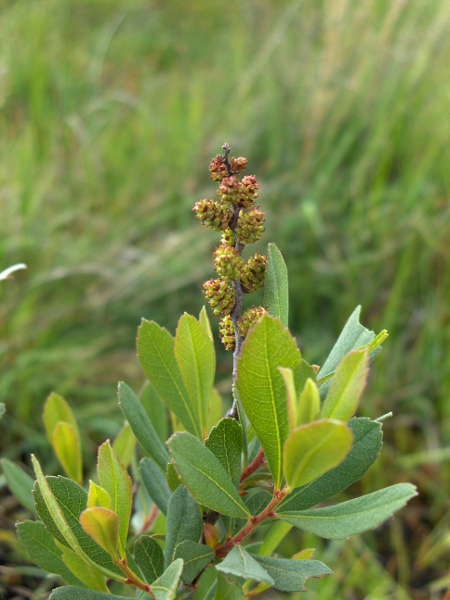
[{"left": 3, "top": 145, "right": 417, "bottom": 599}]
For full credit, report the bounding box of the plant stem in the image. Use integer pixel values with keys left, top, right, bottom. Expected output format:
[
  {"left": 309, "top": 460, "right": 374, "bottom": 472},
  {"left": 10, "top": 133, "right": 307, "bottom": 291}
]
[
  {"left": 240, "top": 448, "right": 266, "bottom": 484},
  {"left": 115, "top": 556, "right": 154, "bottom": 597},
  {"left": 215, "top": 487, "right": 288, "bottom": 558}
]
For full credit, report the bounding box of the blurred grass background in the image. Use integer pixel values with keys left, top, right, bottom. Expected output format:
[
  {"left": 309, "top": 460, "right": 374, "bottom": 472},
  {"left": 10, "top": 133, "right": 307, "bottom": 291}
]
[{"left": 0, "top": 0, "right": 449, "bottom": 598}]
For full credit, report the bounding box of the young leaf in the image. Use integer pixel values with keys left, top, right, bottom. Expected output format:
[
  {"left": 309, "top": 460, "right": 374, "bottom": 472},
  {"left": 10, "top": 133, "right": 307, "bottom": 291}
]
[
  {"left": 297, "top": 378, "right": 320, "bottom": 426},
  {"left": 134, "top": 535, "right": 164, "bottom": 584},
  {"left": 97, "top": 441, "right": 132, "bottom": 558},
  {"left": 2, "top": 458, "right": 36, "bottom": 514},
  {"left": 43, "top": 392, "right": 79, "bottom": 444},
  {"left": 59, "top": 544, "right": 109, "bottom": 592},
  {"left": 278, "top": 367, "right": 297, "bottom": 430},
  {"left": 164, "top": 485, "right": 202, "bottom": 568},
  {"left": 53, "top": 422, "right": 83, "bottom": 483},
  {"left": 118, "top": 382, "right": 170, "bottom": 472},
  {"left": 151, "top": 558, "right": 183, "bottom": 600},
  {"left": 237, "top": 314, "right": 301, "bottom": 489},
  {"left": 175, "top": 313, "right": 215, "bottom": 438},
  {"left": 264, "top": 243, "right": 289, "bottom": 327},
  {"left": 17, "top": 521, "right": 86, "bottom": 587},
  {"left": 174, "top": 540, "right": 214, "bottom": 584},
  {"left": 205, "top": 418, "right": 243, "bottom": 489},
  {"left": 140, "top": 457, "right": 171, "bottom": 515},
  {"left": 252, "top": 555, "right": 332, "bottom": 592},
  {"left": 216, "top": 545, "right": 274, "bottom": 585},
  {"left": 320, "top": 349, "right": 369, "bottom": 421},
  {"left": 80, "top": 507, "right": 119, "bottom": 558},
  {"left": 283, "top": 420, "right": 353, "bottom": 490},
  {"left": 168, "top": 432, "right": 250, "bottom": 519},
  {"left": 277, "top": 483, "right": 418, "bottom": 538},
  {"left": 113, "top": 422, "right": 136, "bottom": 469},
  {"left": 87, "top": 481, "right": 111, "bottom": 509},
  {"left": 199, "top": 305, "right": 214, "bottom": 342},
  {"left": 50, "top": 588, "right": 132, "bottom": 600},
  {"left": 279, "top": 417, "right": 383, "bottom": 512},
  {"left": 137, "top": 319, "right": 201, "bottom": 438}
]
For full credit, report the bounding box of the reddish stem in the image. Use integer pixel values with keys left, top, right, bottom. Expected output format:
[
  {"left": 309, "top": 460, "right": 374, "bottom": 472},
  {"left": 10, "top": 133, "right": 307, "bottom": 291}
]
[{"left": 240, "top": 448, "right": 266, "bottom": 484}]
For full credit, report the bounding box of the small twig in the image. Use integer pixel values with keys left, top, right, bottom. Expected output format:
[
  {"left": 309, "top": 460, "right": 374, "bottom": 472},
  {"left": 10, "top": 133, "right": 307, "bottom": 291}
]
[
  {"left": 240, "top": 448, "right": 266, "bottom": 484},
  {"left": 138, "top": 503, "right": 159, "bottom": 535}
]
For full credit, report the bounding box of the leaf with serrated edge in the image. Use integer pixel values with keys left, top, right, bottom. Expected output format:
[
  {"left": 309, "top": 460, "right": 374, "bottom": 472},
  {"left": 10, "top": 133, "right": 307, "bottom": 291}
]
[
  {"left": 118, "top": 382, "right": 170, "bottom": 472},
  {"left": 168, "top": 432, "right": 250, "bottom": 519},
  {"left": 97, "top": 441, "right": 132, "bottom": 558},
  {"left": 321, "top": 349, "right": 369, "bottom": 421},
  {"left": 31, "top": 457, "right": 124, "bottom": 581},
  {"left": 237, "top": 314, "right": 301, "bottom": 489},
  {"left": 205, "top": 418, "right": 243, "bottom": 489},
  {"left": 284, "top": 420, "right": 353, "bottom": 490},
  {"left": 80, "top": 507, "right": 119, "bottom": 558},
  {"left": 264, "top": 243, "right": 289, "bottom": 327},
  {"left": 175, "top": 314, "right": 215, "bottom": 438},
  {"left": 164, "top": 485, "right": 202, "bottom": 568},
  {"left": 297, "top": 378, "right": 320, "bottom": 426},
  {"left": 279, "top": 417, "right": 383, "bottom": 512},
  {"left": 140, "top": 457, "right": 171, "bottom": 515},
  {"left": 17, "top": 521, "right": 86, "bottom": 587},
  {"left": 2, "top": 459, "right": 36, "bottom": 514},
  {"left": 151, "top": 558, "right": 183, "bottom": 600},
  {"left": 277, "top": 483, "right": 417, "bottom": 538},
  {"left": 134, "top": 535, "right": 164, "bottom": 584},
  {"left": 252, "top": 555, "right": 332, "bottom": 592},
  {"left": 137, "top": 320, "right": 201, "bottom": 438},
  {"left": 216, "top": 545, "right": 274, "bottom": 585},
  {"left": 174, "top": 540, "right": 214, "bottom": 584},
  {"left": 53, "top": 422, "right": 82, "bottom": 483}
]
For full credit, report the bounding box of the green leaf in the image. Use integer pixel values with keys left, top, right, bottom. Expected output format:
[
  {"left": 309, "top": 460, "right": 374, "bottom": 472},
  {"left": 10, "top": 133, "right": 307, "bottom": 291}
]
[
  {"left": 164, "top": 485, "right": 202, "bottom": 568},
  {"left": 140, "top": 457, "right": 171, "bottom": 515},
  {"left": 151, "top": 558, "right": 183, "bottom": 600},
  {"left": 318, "top": 306, "right": 379, "bottom": 384},
  {"left": 216, "top": 545, "right": 274, "bottom": 585},
  {"left": 134, "top": 535, "right": 164, "bottom": 584},
  {"left": 264, "top": 243, "right": 289, "bottom": 327},
  {"left": 320, "top": 349, "right": 369, "bottom": 421},
  {"left": 166, "top": 462, "right": 182, "bottom": 492},
  {"left": 174, "top": 541, "right": 214, "bottom": 584},
  {"left": 252, "top": 555, "right": 332, "bottom": 592},
  {"left": 141, "top": 382, "right": 169, "bottom": 444},
  {"left": 168, "top": 432, "right": 250, "bottom": 519},
  {"left": 53, "top": 422, "right": 83, "bottom": 483},
  {"left": 97, "top": 440, "right": 132, "bottom": 558},
  {"left": 283, "top": 420, "right": 353, "bottom": 490},
  {"left": 297, "top": 378, "right": 320, "bottom": 425},
  {"left": 113, "top": 422, "right": 136, "bottom": 469},
  {"left": 0, "top": 403, "right": 5, "bottom": 419},
  {"left": 279, "top": 417, "right": 383, "bottom": 512},
  {"left": 205, "top": 418, "right": 243, "bottom": 489},
  {"left": 199, "top": 305, "right": 214, "bottom": 343},
  {"left": 43, "top": 392, "right": 79, "bottom": 443},
  {"left": 277, "top": 483, "right": 418, "bottom": 538},
  {"left": 87, "top": 481, "right": 111, "bottom": 509},
  {"left": 137, "top": 319, "right": 201, "bottom": 438},
  {"left": 32, "top": 458, "right": 124, "bottom": 581},
  {"left": 80, "top": 507, "right": 119, "bottom": 558},
  {"left": 17, "top": 521, "right": 86, "bottom": 587},
  {"left": 50, "top": 588, "right": 131, "bottom": 600},
  {"left": 118, "top": 381, "right": 170, "bottom": 472},
  {"left": 257, "top": 521, "right": 293, "bottom": 557},
  {"left": 237, "top": 314, "right": 301, "bottom": 489},
  {"left": 215, "top": 572, "right": 244, "bottom": 600},
  {"left": 207, "top": 389, "right": 224, "bottom": 433},
  {"left": 59, "top": 544, "right": 109, "bottom": 592},
  {"left": 175, "top": 313, "right": 216, "bottom": 438},
  {"left": 2, "top": 458, "right": 36, "bottom": 514},
  {"left": 278, "top": 367, "right": 297, "bottom": 430}
]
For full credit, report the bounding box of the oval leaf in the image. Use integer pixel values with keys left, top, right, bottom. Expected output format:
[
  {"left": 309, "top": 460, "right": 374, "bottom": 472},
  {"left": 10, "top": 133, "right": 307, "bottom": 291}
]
[
  {"left": 134, "top": 535, "right": 164, "bottom": 584},
  {"left": 80, "top": 507, "right": 119, "bottom": 558},
  {"left": 87, "top": 481, "right": 111, "bottom": 509},
  {"left": 50, "top": 588, "right": 132, "bottom": 600},
  {"left": 216, "top": 545, "right": 274, "bottom": 585},
  {"left": 174, "top": 540, "right": 214, "bottom": 584},
  {"left": 175, "top": 313, "right": 215, "bottom": 438},
  {"left": 164, "top": 485, "right": 202, "bottom": 568},
  {"left": 252, "top": 555, "right": 332, "bottom": 592},
  {"left": 2, "top": 459, "right": 36, "bottom": 514},
  {"left": 43, "top": 392, "right": 79, "bottom": 444},
  {"left": 264, "top": 243, "right": 289, "bottom": 327},
  {"left": 237, "top": 314, "right": 301, "bottom": 489},
  {"left": 53, "top": 422, "right": 83, "bottom": 483},
  {"left": 284, "top": 420, "right": 353, "bottom": 490},
  {"left": 277, "top": 483, "right": 418, "bottom": 538},
  {"left": 168, "top": 432, "right": 250, "bottom": 519},
  {"left": 205, "top": 418, "right": 243, "bottom": 489},
  {"left": 297, "top": 378, "right": 320, "bottom": 426},
  {"left": 140, "top": 457, "right": 171, "bottom": 515},
  {"left": 151, "top": 558, "right": 183, "bottom": 600}
]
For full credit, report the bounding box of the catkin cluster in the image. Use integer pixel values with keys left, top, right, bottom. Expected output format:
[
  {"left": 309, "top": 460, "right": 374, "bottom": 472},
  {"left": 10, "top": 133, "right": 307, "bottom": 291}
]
[{"left": 193, "top": 147, "right": 266, "bottom": 350}]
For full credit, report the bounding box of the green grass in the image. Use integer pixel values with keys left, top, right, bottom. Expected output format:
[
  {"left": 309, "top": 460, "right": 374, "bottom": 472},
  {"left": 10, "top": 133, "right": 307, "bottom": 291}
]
[{"left": 1, "top": 0, "right": 449, "bottom": 597}]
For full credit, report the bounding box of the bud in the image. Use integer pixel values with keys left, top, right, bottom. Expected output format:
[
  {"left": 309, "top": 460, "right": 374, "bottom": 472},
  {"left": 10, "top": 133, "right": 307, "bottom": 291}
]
[
  {"left": 239, "top": 175, "right": 260, "bottom": 208},
  {"left": 213, "top": 243, "right": 245, "bottom": 281},
  {"left": 209, "top": 154, "right": 228, "bottom": 181},
  {"left": 221, "top": 228, "right": 236, "bottom": 247},
  {"left": 203, "top": 278, "right": 235, "bottom": 315},
  {"left": 218, "top": 176, "right": 241, "bottom": 206},
  {"left": 235, "top": 207, "right": 265, "bottom": 245},
  {"left": 193, "top": 199, "right": 232, "bottom": 231},
  {"left": 240, "top": 254, "right": 267, "bottom": 293},
  {"left": 238, "top": 306, "right": 266, "bottom": 337},
  {"left": 219, "top": 315, "right": 235, "bottom": 351},
  {"left": 229, "top": 156, "right": 248, "bottom": 174}
]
